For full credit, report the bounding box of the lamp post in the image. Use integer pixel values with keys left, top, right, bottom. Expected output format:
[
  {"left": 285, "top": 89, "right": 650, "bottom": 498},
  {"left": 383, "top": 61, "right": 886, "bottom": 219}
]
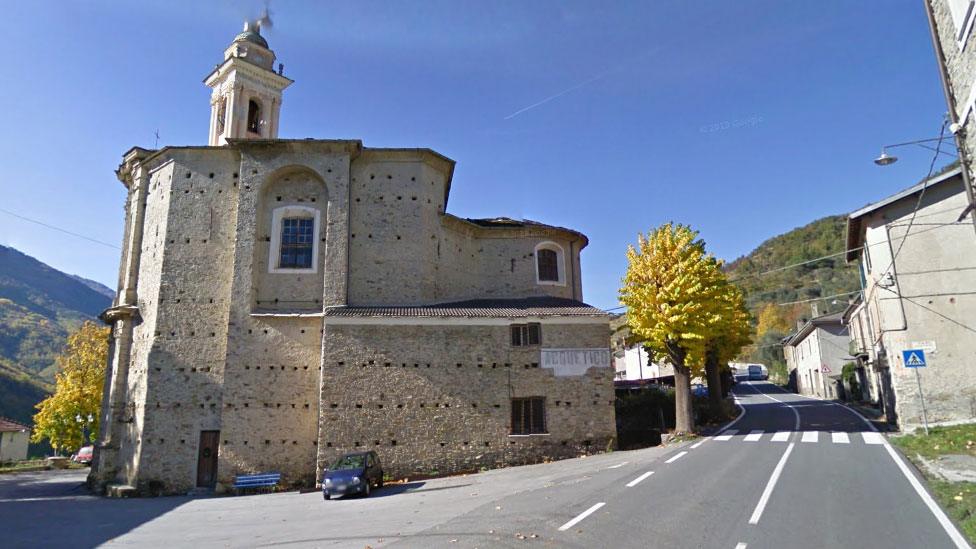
[{"left": 872, "top": 136, "right": 957, "bottom": 166}]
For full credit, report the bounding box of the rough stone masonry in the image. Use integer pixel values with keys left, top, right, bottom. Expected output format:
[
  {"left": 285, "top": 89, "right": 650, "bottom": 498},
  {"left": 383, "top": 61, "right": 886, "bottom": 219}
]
[{"left": 90, "top": 21, "right": 615, "bottom": 495}]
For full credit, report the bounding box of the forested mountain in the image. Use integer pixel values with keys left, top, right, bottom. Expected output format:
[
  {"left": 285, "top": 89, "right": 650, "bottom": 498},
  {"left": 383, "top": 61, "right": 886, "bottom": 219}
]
[
  {"left": 0, "top": 245, "right": 112, "bottom": 436},
  {"left": 724, "top": 215, "right": 861, "bottom": 376}
]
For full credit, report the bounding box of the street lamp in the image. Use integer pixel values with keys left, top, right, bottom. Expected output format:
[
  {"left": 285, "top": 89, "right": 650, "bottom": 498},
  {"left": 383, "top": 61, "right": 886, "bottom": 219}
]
[{"left": 873, "top": 136, "right": 957, "bottom": 166}]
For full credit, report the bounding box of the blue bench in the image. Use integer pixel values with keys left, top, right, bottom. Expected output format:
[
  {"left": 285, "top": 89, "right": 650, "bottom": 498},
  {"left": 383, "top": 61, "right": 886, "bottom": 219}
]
[{"left": 233, "top": 472, "right": 281, "bottom": 493}]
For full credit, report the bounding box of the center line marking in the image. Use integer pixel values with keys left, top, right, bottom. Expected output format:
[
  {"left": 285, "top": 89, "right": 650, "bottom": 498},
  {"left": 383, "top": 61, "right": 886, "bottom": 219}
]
[
  {"left": 691, "top": 440, "right": 705, "bottom": 449},
  {"left": 744, "top": 430, "right": 763, "bottom": 442},
  {"left": 626, "top": 471, "right": 654, "bottom": 487},
  {"left": 558, "top": 502, "right": 605, "bottom": 531},
  {"left": 607, "top": 461, "right": 629, "bottom": 469},
  {"left": 735, "top": 543, "right": 748, "bottom": 549},
  {"left": 665, "top": 451, "right": 688, "bottom": 464},
  {"left": 749, "top": 442, "right": 795, "bottom": 525}
]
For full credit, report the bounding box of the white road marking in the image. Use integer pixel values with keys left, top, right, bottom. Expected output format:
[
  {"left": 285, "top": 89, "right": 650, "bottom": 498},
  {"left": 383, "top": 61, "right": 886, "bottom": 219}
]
[
  {"left": 801, "top": 431, "right": 819, "bottom": 443},
  {"left": 665, "top": 451, "right": 688, "bottom": 464},
  {"left": 882, "top": 443, "right": 970, "bottom": 548},
  {"left": 606, "top": 461, "right": 629, "bottom": 469},
  {"left": 625, "top": 471, "right": 654, "bottom": 487},
  {"left": 771, "top": 431, "right": 790, "bottom": 442},
  {"left": 744, "top": 430, "right": 763, "bottom": 442},
  {"left": 748, "top": 442, "right": 795, "bottom": 525},
  {"left": 558, "top": 502, "right": 605, "bottom": 531},
  {"left": 691, "top": 440, "right": 705, "bottom": 449},
  {"left": 862, "top": 432, "right": 884, "bottom": 445},
  {"left": 831, "top": 432, "right": 850, "bottom": 444},
  {"left": 735, "top": 544, "right": 748, "bottom": 549},
  {"left": 759, "top": 382, "right": 970, "bottom": 548},
  {"left": 715, "top": 430, "right": 737, "bottom": 441}
]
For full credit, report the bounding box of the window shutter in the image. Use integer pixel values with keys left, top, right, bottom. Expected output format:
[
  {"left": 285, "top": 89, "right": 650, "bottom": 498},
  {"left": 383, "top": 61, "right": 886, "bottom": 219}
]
[
  {"left": 531, "top": 398, "right": 545, "bottom": 433},
  {"left": 511, "top": 326, "right": 522, "bottom": 346},
  {"left": 537, "top": 249, "right": 559, "bottom": 281},
  {"left": 528, "top": 323, "right": 541, "bottom": 346}
]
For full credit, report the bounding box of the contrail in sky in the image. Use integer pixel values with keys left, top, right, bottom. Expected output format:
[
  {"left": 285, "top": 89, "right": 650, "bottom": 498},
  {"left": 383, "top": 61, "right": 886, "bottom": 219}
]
[
  {"left": 502, "top": 48, "right": 658, "bottom": 120},
  {"left": 503, "top": 70, "right": 613, "bottom": 120}
]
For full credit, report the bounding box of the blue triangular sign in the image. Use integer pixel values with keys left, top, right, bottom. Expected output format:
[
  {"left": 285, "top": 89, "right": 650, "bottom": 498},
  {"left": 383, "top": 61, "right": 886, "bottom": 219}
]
[{"left": 906, "top": 353, "right": 924, "bottom": 366}]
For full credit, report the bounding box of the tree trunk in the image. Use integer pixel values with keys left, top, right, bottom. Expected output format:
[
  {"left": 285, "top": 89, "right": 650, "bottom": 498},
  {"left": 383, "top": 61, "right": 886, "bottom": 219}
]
[
  {"left": 705, "top": 347, "right": 724, "bottom": 418},
  {"left": 673, "top": 364, "right": 694, "bottom": 434}
]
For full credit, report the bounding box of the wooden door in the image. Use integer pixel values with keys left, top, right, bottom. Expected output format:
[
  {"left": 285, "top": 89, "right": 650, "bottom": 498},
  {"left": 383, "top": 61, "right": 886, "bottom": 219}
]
[{"left": 196, "top": 430, "right": 220, "bottom": 488}]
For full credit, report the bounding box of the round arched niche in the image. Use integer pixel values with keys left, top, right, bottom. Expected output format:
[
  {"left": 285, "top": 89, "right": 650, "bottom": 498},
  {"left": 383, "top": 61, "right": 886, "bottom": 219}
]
[{"left": 252, "top": 166, "right": 329, "bottom": 312}]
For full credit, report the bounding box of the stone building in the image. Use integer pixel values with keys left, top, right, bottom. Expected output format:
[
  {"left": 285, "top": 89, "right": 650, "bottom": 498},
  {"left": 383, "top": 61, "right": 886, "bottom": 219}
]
[
  {"left": 781, "top": 312, "right": 849, "bottom": 400},
  {"left": 845, "top": 166, "right": 976, "bottom": 430},
  {"left": 90, "top": 22, "right": 615, "bottom": 495},
  {"left": 0, "top": 418, "right": 30, "bottom": 463},
  {"left": 924, "top": 0, "right": 976, "bottom": 230}
]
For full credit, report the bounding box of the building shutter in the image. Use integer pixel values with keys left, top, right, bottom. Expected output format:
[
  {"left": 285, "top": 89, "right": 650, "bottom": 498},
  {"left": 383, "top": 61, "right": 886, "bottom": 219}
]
[{"left": 537, "top": 249, "right": 559, "bottom": 281}]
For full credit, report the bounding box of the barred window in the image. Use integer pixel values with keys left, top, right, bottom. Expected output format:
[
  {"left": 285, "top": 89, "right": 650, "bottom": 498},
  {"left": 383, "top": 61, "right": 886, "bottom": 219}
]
[
  {"left": 511, "top": 397, "right": 546, "bottom": 435},
  {"left": 510, "top": 323, "right": 541, "bottom": 347},
  {"left": 279, "top": 217, "right": 314, "bottom": 269},
  {"left": 537, "top": 249, "right": 559, "bottom": 281}
]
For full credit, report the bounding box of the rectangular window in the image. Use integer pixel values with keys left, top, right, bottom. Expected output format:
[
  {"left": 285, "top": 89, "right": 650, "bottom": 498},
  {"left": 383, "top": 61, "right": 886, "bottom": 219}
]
[
  {"left": 511, "top": 397, "right": 546, "bottom": 435},
  {"left": 279, "top": 218, "right": 314, "bottom": 269},
  {"left": 510, "top": 323, "right": 541, "bottom": 346}
]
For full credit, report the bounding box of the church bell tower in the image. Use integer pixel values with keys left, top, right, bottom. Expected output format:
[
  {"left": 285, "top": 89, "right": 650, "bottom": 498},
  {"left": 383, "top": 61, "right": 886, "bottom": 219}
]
[{"left": 204, "top": 20, "right": 293, "bottom": 146}]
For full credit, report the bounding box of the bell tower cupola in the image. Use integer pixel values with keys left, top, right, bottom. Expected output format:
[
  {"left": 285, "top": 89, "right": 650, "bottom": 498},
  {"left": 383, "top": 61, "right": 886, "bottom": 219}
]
[{"left": 204, "top": 18, "right": 293, "bottom": 146}]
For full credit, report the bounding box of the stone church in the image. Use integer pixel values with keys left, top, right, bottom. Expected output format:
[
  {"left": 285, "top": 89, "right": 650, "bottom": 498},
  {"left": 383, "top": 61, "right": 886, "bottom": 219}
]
[{"left": 91, "top": 21, "right": 615, "bottom": 495}]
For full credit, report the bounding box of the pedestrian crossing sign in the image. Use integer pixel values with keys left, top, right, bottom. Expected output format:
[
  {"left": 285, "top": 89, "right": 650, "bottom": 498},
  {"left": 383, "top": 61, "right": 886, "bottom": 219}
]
[{"left": 902, "top": 349, "right": 927, "bottom": 368}]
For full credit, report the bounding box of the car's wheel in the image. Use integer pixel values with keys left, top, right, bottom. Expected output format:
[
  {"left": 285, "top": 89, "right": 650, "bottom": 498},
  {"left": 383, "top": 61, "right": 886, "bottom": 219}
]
[{"left": 323, "top": 492, "right": 330, "bottom": 500}]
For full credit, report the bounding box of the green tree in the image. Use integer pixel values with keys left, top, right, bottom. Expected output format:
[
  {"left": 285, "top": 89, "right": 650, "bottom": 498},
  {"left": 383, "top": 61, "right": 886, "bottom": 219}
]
[
  {"left": 620, "top": 223, "right": 725, "bottom": 434},
  {"left": 31, "top": 321, "right": 109, "bottom": 454}
]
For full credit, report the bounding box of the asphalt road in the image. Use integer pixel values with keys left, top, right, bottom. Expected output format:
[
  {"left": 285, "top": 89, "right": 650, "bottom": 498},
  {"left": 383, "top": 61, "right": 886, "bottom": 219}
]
[{"left": 0, "top": 381, "right": 968, "bottom": 548}]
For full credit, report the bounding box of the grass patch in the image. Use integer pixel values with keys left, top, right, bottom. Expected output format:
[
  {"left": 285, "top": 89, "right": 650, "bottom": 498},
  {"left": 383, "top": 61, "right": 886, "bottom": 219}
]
[
  {"left": 890, "top": 423, "right": 976, "bottom": 546},
  {"left": 929, "top": 480, "right": 976, "bottom": 543},
  {"left": 891, "top": 424, "right": 976, "bottom": 460}
]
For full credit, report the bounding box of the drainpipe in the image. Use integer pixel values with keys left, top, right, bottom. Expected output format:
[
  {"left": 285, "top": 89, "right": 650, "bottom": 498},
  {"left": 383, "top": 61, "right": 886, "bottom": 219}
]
[{"left": 923, "top": 0, "right": 976, "bottom": 236}]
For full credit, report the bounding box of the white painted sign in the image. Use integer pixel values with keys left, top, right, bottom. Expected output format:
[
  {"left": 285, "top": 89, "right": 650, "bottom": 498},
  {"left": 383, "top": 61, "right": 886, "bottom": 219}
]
[
  {"left": 911, "top": 340, "right": 937, "bottom": 354},
  {"left": 541, "top": 348, "right": 611, "bottom": 377}
]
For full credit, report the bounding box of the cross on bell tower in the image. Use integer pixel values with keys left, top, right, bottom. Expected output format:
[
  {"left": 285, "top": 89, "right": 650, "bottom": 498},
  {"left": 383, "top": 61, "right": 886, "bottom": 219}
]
[{"left": 204, "top": 18, "right": 293, "bottom": 146}]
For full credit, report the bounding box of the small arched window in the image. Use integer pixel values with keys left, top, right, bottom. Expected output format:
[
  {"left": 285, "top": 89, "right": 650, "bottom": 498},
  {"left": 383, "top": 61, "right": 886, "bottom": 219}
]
[
  {"left": 537, "top": 249, "right": 558, "bottom": 281},
  {"left": 534, "top": 241, "right": 565, "bottom": 285},
  {"left": 247, "top": 100, "right": 262, "bottom": 134}
]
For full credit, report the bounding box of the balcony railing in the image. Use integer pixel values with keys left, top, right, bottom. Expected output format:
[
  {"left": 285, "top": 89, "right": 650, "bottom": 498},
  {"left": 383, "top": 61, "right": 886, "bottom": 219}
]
[{"left": 849, "top": 338, "right": 868, "bottom": 357}]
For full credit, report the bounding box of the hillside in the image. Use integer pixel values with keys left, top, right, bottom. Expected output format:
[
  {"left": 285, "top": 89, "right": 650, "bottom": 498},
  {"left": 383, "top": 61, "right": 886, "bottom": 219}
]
[
  {"left": 724, "top": 215, "right": 860, "bottom": 376},
  {"left": 0, "top": 244, "right": 113, "bottom": 381},
  {"left": 0, "top": 245, "right": 112, "bottom": 446},
  {"left": 725, "top": 215, "right": 859, "bottom": 319}
]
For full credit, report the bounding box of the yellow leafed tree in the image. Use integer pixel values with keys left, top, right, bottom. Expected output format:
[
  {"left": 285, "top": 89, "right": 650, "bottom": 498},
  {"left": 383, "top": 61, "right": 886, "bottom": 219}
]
[
  {"left": 32, "top": 321, "right": 110, "bottom": 454},
  {"left": 620, "top": 223, "right": 725, "bottom": 434},
  {"left": 700, "top": 280, "right": 753, "bottom": 415},
  {"left": 755, "top": 303, "right": 794, "bottom": 338}
]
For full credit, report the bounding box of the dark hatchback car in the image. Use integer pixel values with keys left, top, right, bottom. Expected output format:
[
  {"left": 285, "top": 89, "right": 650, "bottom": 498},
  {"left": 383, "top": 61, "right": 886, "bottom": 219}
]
[{"left": 322, "top": 451, "right": 384, "bottom": 499}]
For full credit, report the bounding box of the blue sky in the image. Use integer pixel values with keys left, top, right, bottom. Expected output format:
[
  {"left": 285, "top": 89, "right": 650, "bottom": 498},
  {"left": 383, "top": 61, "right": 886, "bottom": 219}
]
[{"left": 0, "top": 1, "right": 954, "bottom": 310}]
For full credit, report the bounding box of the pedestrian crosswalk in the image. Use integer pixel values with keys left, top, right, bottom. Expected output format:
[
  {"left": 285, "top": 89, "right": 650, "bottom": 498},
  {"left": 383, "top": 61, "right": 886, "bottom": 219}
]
[{"left": 713, "top": 430, "right": 885, "bottom": 445}]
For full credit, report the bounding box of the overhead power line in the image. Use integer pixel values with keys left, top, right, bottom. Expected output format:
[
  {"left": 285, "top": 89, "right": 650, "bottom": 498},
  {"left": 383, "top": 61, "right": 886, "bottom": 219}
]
[{"left": 0, "top": 207, "right": 121, "bottom": 250}]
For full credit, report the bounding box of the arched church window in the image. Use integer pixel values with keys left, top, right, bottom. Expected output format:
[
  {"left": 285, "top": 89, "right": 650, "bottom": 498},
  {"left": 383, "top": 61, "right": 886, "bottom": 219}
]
[
  {"left": 279, "top": 217, "right": 314, "bottom": 269},
  {"left": 247, "top": 100, "right": 262, "bottom": 134},
  {"left": 534, "top": 241, "right": 566, "bottom": 285},
  {"left": 537, "top": 249, "right": 559, "bottom": 281}
]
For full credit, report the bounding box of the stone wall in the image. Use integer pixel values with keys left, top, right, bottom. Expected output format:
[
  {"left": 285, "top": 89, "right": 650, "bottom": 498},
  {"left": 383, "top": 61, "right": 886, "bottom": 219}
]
[{"left": 317, "top": 320, "right": 616, "bottom": 480}]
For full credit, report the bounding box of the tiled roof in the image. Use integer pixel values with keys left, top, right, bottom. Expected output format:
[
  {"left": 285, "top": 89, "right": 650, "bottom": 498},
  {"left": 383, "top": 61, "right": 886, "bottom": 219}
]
[
  {"left": 0, "top": 417, "right": 29, "bottom": 432},
  {"left": 325, "top": 297, "right": 607, "bottom": 318}
]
